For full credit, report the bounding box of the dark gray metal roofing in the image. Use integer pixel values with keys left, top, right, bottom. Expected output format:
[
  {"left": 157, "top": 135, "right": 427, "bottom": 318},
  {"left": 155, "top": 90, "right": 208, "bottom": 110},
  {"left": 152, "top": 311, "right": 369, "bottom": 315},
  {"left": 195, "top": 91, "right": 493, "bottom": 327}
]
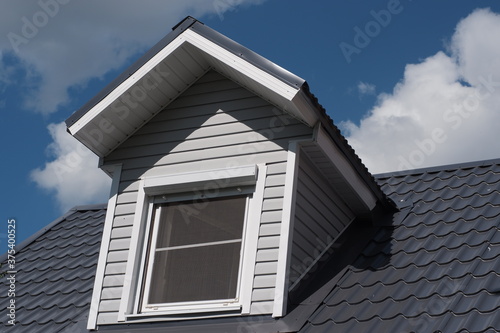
[
  {"left": 0, "top": 204, "right": 106, "bottom": 333},
  {"left": 299, "top": 159, "right": 500, "bottom": 333},
  {"left": 2, "top": 159, "right": 500, "bottom": 332}
]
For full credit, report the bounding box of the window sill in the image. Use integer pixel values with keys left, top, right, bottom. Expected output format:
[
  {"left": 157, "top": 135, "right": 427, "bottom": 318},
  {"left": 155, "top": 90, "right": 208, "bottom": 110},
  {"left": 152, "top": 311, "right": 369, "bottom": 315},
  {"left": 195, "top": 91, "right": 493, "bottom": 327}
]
[{"left": 125, "top": 304, "right": 242, "bottom": 319}]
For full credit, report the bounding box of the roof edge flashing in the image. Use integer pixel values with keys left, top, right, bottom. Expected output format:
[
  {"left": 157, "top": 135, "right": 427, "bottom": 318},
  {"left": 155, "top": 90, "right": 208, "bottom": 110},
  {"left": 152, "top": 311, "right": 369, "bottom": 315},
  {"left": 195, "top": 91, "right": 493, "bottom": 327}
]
[
  {"left": 190, "top": 22, "right": 304, "bottom": 89},
  {"left": 172, "top": 16, "right": 200, "bottom": 31}
]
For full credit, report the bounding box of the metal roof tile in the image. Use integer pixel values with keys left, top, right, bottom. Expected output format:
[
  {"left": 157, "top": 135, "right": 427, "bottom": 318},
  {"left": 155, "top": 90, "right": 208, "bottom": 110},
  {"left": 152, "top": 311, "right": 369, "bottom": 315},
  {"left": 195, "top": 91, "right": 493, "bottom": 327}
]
[
  {"left": 12, "top": 276, "right": 94, "bottom": 299},
  {"left": 16, "top": 244, "right": 99, "bottom": 264},
  {"left": 25, "top": 228, "right": 101, "bottom": 252},
  {"left": 394, "top": 218, "right": 500, "bottom": 240},
  {"left": 0, "top": 206, "right": 105, "bottom": 332},
  {"left": 445, "top": 310, "right": 500, "bottom": 333},
  {"left": 452, "top": 290, "right": 500, "bottom": 315},
  {"left": 301, "top": 161, "right": 500, "bottom": 333},
  {"left": 2, "top": 160, "right": 500, "bottom": 332},
  {"left": 328, "top": 271, "right": 500, "bottom": 309}
]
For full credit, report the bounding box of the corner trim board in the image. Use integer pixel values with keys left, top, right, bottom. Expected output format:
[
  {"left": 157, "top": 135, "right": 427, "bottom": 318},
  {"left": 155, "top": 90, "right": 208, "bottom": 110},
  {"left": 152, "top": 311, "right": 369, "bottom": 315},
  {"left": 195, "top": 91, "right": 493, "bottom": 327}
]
[
  {"left": 87, "top": 164, "right": 122, "bottom": 330},
  {"left": 273, "top": 140, "right": 304, "bottom": 317}
]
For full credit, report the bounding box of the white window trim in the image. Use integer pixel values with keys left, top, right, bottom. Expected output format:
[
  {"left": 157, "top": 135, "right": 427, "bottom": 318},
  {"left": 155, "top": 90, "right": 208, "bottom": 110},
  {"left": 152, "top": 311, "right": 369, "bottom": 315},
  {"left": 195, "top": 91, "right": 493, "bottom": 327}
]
[
  {"left": 118, "top": 164, "right": 264, "bottom": 321},
  {"left": 140, "top": 192, "right": 250, "bottom": 314}
]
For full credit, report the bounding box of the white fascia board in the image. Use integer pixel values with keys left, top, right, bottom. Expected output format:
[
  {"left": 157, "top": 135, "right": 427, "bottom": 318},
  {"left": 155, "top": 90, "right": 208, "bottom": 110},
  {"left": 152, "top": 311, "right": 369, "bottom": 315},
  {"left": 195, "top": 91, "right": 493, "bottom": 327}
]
[
  {"left": 183, "top": 29, "right": 299, "bottom": 103},
  {"left": 69, "top": 28, "right": 316, "bottom": 143},
  {"left": 290, "top": 90, "right": 322, "bottom": 127},
  {"left": 68, "top": 35, "right": 188, "bottom": 136},
  {"left": 69, "top": 28, "right": 302, "bottom": 137},
  {"left": 315, "top": 125, "right": 377, "bottom": 211}
]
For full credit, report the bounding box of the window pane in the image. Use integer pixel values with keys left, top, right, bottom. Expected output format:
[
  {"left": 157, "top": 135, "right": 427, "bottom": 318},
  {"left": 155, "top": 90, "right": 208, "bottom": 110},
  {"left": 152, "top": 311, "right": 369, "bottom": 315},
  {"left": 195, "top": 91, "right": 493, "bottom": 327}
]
[
  {"left": 156, "top": 196, "right": 246, "bottom": 248},
  {"left": 148, "top": 242, "right": 241, "bottom": 304}
]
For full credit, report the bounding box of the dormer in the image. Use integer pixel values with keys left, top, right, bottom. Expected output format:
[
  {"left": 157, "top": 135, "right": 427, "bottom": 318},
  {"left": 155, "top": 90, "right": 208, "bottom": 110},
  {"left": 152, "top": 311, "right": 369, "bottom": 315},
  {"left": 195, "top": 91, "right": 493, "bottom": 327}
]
[{"left": 65, "top": 17, "right": 393, "bottom": 330}]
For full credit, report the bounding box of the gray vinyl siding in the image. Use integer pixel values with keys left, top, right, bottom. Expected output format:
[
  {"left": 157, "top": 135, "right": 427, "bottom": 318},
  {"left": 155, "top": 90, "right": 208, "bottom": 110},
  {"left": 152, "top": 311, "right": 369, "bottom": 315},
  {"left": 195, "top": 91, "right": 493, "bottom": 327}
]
[
  {"left": 96, "top": 70, "right": 312, "bottom": 324},
  {"left": 288, "top": 151, "right": 355, "bottom": 289},
  {"left": 251, "top": 161, "right": 286, "bottom": 314}
]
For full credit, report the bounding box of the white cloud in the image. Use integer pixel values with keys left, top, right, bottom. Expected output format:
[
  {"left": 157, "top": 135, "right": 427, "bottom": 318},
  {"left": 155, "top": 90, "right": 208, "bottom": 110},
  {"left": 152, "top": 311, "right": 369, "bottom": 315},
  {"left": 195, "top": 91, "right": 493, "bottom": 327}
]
[
  {"left": 31, "top": 122, "right": 112, "bottom": 212},
  {"left": 0, "top": 0, "right": 265, "bottom": 114},
  {"left": 342, "top": 8, "right": 500, "bottom": 174},
  {"left": 357, "top": 81, "right": 376, "bottom": 96}
]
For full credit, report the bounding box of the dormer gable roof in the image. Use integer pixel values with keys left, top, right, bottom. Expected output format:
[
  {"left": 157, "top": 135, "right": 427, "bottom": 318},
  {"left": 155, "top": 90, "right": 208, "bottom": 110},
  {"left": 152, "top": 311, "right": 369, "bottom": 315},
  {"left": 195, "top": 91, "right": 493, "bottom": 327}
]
[
  {"left": 64, "top": 16, "right": 393, "bottom": 212},
  {"left": 65, "top": 16, "right": 312, "bottom": 158}
]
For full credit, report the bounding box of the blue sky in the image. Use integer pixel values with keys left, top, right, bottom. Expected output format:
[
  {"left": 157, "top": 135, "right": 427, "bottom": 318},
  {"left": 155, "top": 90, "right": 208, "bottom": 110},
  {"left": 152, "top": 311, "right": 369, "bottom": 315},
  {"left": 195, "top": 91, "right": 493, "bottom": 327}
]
[{"left": 2, "top": 0, "right": 500, "bottom": 245}]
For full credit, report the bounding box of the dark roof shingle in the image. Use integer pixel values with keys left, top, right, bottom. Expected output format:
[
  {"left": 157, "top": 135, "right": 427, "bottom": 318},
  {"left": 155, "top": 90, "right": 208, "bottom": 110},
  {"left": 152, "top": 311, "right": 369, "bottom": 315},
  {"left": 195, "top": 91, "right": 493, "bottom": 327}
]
[
  {"left": 2, "top": 160, "right": 500, "bottom": 333},
  {"left": 300, "top": 160, "right": 500, "bottom": 333},
  {"left": 0, "top": 205, "right": 106, "bottom": 333}
]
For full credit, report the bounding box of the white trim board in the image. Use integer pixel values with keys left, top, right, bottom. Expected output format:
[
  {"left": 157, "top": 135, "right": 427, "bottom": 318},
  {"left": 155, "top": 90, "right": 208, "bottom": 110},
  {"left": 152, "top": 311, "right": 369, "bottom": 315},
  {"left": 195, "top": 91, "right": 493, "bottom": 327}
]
[
  {"left": 87, "top": 164, "right": 122, "bottom": 330},
  {"left": 272, "top": 140, "right": 305, "bottom": 317}
]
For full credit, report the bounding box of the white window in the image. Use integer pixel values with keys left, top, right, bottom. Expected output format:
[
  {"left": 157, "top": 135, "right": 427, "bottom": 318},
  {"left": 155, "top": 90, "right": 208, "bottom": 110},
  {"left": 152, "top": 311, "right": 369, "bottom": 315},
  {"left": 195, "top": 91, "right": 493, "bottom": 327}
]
[
  {"left": 120, "top": 165, "right": 264, "bottom": 319},
  {"left": 141, "top": 190, "right": 250, "bottom": 312}
]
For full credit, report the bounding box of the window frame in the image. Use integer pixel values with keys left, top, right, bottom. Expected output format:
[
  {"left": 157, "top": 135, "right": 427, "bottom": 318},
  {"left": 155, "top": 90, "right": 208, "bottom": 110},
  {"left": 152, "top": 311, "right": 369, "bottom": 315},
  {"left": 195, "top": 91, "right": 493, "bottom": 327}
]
[
  {"left": 118, "top": 165, "right": 265, "bottom": 320},
  {"left": 140, "top": 188, "right": 252, "bottom": 313}
]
